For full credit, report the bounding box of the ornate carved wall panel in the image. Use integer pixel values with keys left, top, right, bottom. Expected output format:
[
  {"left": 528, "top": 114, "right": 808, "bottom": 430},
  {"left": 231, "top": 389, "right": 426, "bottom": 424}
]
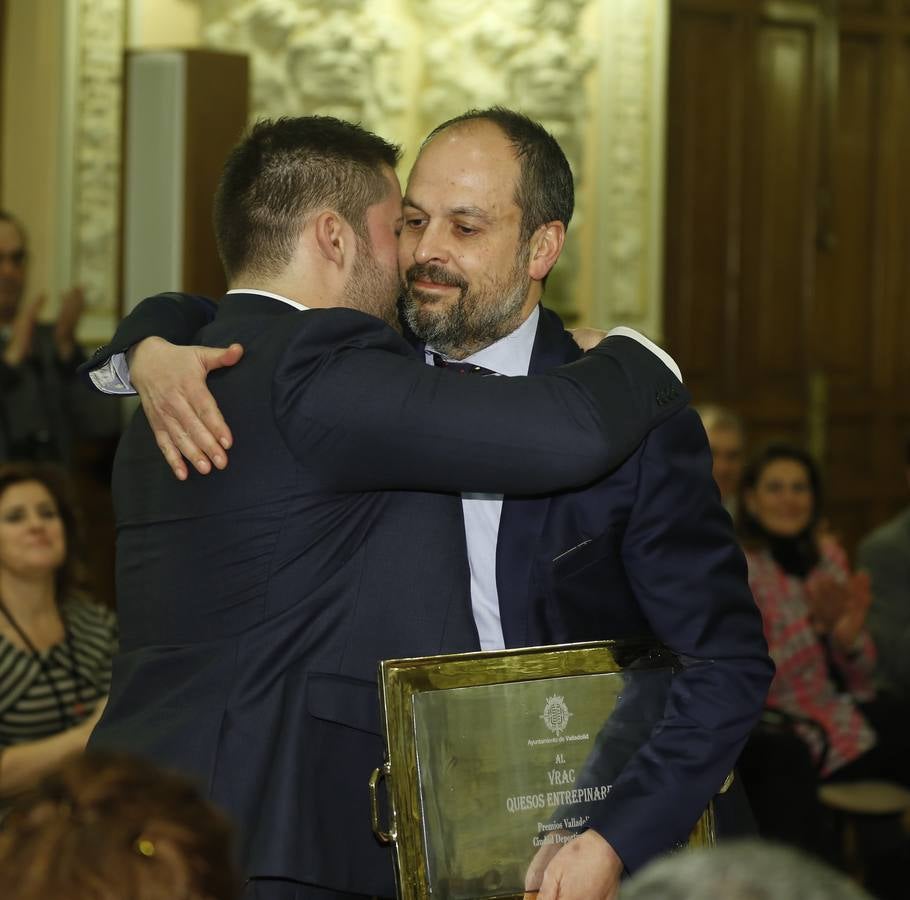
[
  {"left": 197, "top": 0, "right": 668, "bottom": 329},
  {"left": 200, "top": 1, "right": 408, "bottom": 159},
  {"left": 589, "top": 0, "right": 667, "bottom": 337},
  {"left": 409, "top": 0, "right": 597, "bottom": 321},
  {"left": 64, "top": 0, "right": 669, "bottom": 334},
  {"left": 71, "top": 0, "right": 126, "bottom": 341}
]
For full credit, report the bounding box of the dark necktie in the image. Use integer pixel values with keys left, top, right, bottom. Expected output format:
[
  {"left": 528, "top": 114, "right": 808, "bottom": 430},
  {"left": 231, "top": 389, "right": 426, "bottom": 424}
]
[{"left": 428, "top": 351, "right": 499, "bottom": 377}]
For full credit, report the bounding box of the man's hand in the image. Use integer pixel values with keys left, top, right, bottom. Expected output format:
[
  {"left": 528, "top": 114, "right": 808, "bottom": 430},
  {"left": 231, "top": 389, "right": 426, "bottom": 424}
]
[
  {"left": 130, "top": 336, "right": 244, "bottom": 480},
  {"left": 525, "top": 830, "right": 570, "bottom": 894},
  {"left": 3, "top": 292, "right": 45, "bottom": 366},
  {"left": 54, "top": 285, "right": 86, "bottom": 360},
  {"left": 530, "top": 830, "right": 623, "bottom": 900}
]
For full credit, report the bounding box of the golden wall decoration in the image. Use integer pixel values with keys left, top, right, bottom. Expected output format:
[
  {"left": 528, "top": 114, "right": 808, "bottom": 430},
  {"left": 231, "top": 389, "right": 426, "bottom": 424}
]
[
  {"left": 71, "top": 0, "right": 127, "bottom": 342},
  {"left": 197, "top": 0, "right": 667, "bottom": 332},
  {"left": 58, "top": 0, "right": 668, "bottom": 336}
]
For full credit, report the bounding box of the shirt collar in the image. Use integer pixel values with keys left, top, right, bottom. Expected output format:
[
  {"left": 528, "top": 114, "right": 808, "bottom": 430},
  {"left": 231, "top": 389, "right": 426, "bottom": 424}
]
[
  {"left": 426, "top": 305, "right": 539, "bottom": 377},
  {"left": 226, "top": 288, "right": 308, "bottom": 311}
]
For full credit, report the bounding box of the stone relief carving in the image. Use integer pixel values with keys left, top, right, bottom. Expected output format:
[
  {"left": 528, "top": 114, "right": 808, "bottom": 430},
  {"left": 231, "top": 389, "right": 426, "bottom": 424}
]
[
  {"left": 200, "top": 0, "right": 596, "bottom": 318},
  {"left": 414, "top": 0, "right": 594, "bottom": 164},
  {"left": 606, "top": 11, "right": 649, "bottom": 316},
  {"left": 201, "top": 0, "right": 405, "bottom": 138},
  {"left": 197, "top": 0, "right": 671, "bottom": 326},
  {"left": 596, "top": 0, "right": 661, "bottom": 333},
  {"left": 203, "top": 0, "right": 302, "bottom": 117},
  {"left": 285, "top": 5, "right": 405, "bottom": 126},
  {"left": 413, "top": 0, "right": 596, "bottom": 320},
  {"left": 72, "top": 0, "right": 126, "bottom": 330},
  {"left": 65, "top": 0, "right": 665, "bottom": 333}
]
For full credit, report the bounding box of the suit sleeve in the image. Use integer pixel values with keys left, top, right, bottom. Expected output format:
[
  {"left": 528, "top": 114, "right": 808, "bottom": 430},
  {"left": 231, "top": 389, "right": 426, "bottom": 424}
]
[
  {"left": 272, "top": 310, "right": 690, "bottom": 495},
  {"left": 858, "top": 534, "right": 910, "bottom": 695},
  {"left": 78, "top": 292, "right": 216, "bottom": 376},
  {"left": 585, "top": 409, "right": 774, "bottom": 870}
]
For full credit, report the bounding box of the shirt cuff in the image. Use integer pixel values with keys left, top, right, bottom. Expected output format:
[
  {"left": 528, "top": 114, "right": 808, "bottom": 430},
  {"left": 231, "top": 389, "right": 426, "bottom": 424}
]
[
  {"left": 606, "top": 326, "right": 683, "bottom": 383},
  {"left": 88, "top": 352, "right": 136, "bottom": 395}
]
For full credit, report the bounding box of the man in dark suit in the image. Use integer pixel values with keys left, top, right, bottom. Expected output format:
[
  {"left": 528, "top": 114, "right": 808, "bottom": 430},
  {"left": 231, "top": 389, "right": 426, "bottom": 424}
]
[
  {"left": 858, "top": 441, "right": 910, "bottom": 702},
  {"left": 397, "top": 109, "right": 771, "bottom": 896},
  {"left": 84, "top": 116, "right": 690, "bottom": 900}
]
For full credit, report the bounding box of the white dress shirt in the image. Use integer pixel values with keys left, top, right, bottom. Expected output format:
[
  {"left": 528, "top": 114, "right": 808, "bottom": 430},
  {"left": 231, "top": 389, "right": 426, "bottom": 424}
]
[
  {"left": 426, "top": 313, "right": 683, "bottom": 652},
  {"left": 426, "top": 307, "right": 541, "bottom": 651}
]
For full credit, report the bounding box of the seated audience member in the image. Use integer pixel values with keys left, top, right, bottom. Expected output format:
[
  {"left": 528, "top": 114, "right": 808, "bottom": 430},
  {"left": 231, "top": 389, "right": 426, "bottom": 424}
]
[
  {"left": 735, "top": 443, "right": 910, "bottom": 782},
  {"left": 0, "top": 212, "right": 122, "bottom": 611},
  {"left": 0, "top": 750, "right": 240, "bottom": 900},
  {"left": 0, "top": 463, "right": 115, "bottom": 797},
  {"left": 620, "top": 839, "right": 873, "bottom": 900},
  {"left": 736, "top": 444, "right": 910, "bottom": 896},
  {"left": 857, "top": 442, "right": 910, "bottom": 702},
  {"left": 694, "top": 404, "right": 745, "bottom": 516},
  {"left": 0, "top": 211, "right": 98, "bottom": 466}
]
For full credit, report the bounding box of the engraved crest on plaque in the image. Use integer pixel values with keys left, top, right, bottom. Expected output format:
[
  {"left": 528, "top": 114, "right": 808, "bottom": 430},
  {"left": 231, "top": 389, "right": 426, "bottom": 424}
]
[{"left": 541, "top": 694, "right": 572, "bottom": 736}]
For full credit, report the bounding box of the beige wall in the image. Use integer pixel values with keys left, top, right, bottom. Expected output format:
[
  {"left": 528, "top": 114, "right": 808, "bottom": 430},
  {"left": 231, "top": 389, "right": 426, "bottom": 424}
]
[
  {"left": 1, "top": 0, "right": 63, "bottom": 308},
  {"left": 127, "top": 0, "right": 200, "bottom": 49},
  {"left": 0, "top": 0, "right": 201, "bottom": 338}
]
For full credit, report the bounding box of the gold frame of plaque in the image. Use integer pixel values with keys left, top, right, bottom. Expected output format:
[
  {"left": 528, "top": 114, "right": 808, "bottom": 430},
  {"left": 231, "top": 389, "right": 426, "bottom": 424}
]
[{"left": 369, "top": 640, "right": 719, "bottom": 900}]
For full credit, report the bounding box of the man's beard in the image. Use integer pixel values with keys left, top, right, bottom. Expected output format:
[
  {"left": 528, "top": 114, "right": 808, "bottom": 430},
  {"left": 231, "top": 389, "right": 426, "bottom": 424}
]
[
  {"left": 342, "top": 240, "right": 401, "bottom": 330},
  {"left": 401, "top": 252, "right": 531, "bottom": 359}
]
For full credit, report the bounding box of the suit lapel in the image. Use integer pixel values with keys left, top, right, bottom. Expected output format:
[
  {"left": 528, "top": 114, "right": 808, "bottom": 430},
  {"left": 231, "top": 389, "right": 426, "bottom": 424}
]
[{"left": 497, "top": 307, "right": 580, "bottom": 647}]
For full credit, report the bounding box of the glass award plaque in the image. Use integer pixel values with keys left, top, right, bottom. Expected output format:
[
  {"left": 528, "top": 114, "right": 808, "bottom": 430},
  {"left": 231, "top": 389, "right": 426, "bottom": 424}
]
[{"left": 369, "top": 640, "right": 720, "bottom": 900}]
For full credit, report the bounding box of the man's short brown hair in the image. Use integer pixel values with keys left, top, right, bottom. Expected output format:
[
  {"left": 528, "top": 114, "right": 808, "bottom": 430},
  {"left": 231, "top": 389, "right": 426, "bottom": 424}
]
[{"left": 214, "top": 116, "right": 401, "bottom": 282}]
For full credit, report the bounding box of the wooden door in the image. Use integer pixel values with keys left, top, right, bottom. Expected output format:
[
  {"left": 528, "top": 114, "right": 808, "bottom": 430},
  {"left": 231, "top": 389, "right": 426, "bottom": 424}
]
[
  {"left": 819, "top": 1, "right": 910, "bottom": 541},
  {"left": 665, "top": 0, "right": 910, "bottom": 553}
]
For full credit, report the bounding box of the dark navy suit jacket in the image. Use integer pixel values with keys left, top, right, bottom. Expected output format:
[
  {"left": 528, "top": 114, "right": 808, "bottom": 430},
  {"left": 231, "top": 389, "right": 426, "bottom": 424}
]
[
  {"left": 83, "top": 294, "right": 689, "bottom": 895},
  {"left": 491, "top": 307, "right": 773, "bottom": 871}
]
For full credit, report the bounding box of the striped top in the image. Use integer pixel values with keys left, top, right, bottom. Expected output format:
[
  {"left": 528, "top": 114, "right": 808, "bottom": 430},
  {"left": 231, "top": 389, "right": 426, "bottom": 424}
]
[{"left": 0, "top": 597, "right": 118, "bottom": 748}]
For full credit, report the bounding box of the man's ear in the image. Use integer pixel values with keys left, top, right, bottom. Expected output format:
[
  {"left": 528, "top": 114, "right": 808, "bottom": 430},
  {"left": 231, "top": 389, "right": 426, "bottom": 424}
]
[
  {"left": 528, "top": 221, "right": 566, "bottom": 282},
  {"left": 312, "top": 210, "right": 351, "bottom": 269}
]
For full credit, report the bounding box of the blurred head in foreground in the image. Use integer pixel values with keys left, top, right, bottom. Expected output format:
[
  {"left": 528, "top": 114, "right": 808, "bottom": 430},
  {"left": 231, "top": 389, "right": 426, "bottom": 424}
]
[
  {"left": 620, "top": 839, "right": 872, "bottom": 900},
  {"left": 0, "top": 751, "right": 241, "bottom": 900}
]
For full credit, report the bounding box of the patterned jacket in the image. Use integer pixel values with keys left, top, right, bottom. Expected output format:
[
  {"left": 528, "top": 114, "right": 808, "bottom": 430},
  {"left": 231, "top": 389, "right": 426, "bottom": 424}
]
[{"left": 745, "top": 544, "right": 876, "bottom": 775}]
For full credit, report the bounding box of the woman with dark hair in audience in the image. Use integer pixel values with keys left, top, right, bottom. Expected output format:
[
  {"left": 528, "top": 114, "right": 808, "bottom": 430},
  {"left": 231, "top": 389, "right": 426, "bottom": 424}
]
[
  {"left": 0, "top": 462, "right": 115, "bottom": 797},
  {"left": 737, "top": 443, "right": 883, "bottom": 780},
  {"left": 0, "top": 750, "right": 241, "bottom": 899},
  {"left": 736, "top": 443, "right": 910, "bottom": 895}
]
